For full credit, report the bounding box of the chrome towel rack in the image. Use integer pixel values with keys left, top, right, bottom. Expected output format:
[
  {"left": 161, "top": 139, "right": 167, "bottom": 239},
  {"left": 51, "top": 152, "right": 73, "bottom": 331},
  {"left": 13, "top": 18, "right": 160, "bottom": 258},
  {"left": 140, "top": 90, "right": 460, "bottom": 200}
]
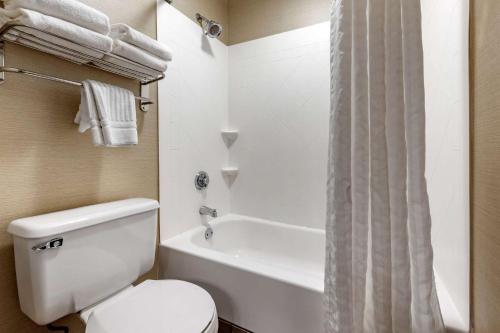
[
  {"left": 0, "top": 23, "right": 167, "bottom": 111},
  {"left": 0, "top": 66, "right": 154, "bottom": 105}
]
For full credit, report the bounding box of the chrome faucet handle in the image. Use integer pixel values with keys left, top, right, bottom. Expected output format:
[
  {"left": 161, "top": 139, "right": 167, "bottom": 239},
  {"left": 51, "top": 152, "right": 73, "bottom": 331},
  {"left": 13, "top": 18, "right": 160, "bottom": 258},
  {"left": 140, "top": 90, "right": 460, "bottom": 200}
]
[{"left": 199, "top": 206, "right": 217, "bottom": 218}]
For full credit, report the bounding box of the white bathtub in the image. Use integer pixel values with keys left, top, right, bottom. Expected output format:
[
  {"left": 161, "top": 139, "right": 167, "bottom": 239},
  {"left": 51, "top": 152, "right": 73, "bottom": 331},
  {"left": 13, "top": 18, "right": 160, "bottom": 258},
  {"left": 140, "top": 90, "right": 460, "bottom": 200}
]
[{"left": 160, "top": 214, "right": 468, "bottom": 333}]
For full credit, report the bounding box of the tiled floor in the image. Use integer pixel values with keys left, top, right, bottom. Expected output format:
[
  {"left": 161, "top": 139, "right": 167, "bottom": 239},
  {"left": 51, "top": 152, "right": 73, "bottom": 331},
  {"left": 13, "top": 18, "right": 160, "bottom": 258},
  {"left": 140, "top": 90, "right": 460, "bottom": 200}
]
[{"left": 219, "top": 319, "right": 252, "bottom": 333}]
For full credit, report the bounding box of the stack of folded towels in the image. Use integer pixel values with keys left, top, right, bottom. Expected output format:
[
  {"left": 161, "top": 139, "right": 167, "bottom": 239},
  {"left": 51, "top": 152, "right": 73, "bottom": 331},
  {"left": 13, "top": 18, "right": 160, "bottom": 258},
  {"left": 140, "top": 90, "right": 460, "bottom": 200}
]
[
  {"left": 0, "top": 0, "right": 173, "bottom": 147},
  {"left": 0, "top": 0, "right": 172, "bottom": 78},
  {"left": 0, "top": 0, "right": 113, "bottom": 63},
  {"left": 107, "top": 23, "right": 173, "bottom": 76}
]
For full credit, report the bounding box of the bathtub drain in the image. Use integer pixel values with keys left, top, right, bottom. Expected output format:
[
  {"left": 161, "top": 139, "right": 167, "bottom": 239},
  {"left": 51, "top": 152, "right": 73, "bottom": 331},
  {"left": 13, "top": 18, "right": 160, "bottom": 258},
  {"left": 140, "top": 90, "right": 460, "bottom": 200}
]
[{"left": 205, "top": 227, "right": 214, "bottom": 240}]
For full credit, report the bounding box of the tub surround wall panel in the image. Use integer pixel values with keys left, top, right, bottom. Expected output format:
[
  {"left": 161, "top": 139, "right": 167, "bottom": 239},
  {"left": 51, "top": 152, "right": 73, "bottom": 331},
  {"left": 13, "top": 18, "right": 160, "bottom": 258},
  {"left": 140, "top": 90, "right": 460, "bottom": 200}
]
[
  {"left": 158, "top": 3, "right": 230, "bottom": 240},
  {"left": 228, "top": 23, "right": 331, "bottom": 229},
  {"left": 421, "top": 0, "right": 470, "bottom": 326},
  {"left": 471, "top": 0, "right": 500, "bottom": 331},
  {"left": 157, "top": 2, "right": 332, "bottom": 233},
  {"left": 0, "top": 1, "right": 159, "bottom": 332}
]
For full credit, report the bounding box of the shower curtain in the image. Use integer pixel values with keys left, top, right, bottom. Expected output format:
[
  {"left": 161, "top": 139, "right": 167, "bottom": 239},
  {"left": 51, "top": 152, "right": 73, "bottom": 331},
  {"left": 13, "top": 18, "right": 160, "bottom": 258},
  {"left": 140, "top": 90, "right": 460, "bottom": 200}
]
[{"left": 324, "top": 0, "right": 445, "bottom": 332}]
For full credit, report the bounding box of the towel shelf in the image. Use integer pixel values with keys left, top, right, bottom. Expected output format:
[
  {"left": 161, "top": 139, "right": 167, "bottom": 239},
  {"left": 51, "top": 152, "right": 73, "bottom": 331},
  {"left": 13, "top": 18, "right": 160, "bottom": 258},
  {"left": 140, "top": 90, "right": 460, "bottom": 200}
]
[{"left": 0, "top": 23, "right": 167, "bottom": 111}]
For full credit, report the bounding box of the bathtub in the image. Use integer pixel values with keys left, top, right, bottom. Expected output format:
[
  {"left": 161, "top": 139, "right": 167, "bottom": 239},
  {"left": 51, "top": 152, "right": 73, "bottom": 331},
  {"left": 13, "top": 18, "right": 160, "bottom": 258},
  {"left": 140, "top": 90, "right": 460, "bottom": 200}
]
[{"left": 160, "top": 214, "right": 468, "bottom": 333}]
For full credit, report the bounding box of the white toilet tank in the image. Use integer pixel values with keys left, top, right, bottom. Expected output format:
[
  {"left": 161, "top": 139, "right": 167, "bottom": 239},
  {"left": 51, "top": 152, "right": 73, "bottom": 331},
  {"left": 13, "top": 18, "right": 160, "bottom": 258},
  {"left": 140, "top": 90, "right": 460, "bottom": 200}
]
[{"left": 7, "top": 198, "right": 159, "bottom": 325}]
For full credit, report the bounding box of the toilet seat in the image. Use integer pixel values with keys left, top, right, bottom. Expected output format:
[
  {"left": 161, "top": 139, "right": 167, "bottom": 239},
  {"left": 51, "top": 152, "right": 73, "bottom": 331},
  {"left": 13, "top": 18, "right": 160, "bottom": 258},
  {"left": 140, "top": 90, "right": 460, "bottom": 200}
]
[{"left": 84, "top": 280, "right": 218, "bottom": 333}]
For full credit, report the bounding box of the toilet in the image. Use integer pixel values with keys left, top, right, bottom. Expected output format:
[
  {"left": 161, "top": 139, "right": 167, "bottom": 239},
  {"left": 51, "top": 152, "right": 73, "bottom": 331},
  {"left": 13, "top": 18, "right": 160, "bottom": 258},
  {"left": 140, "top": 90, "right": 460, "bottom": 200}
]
[{"left": 7, "top": 198, "right": 218, "bottom": 333}]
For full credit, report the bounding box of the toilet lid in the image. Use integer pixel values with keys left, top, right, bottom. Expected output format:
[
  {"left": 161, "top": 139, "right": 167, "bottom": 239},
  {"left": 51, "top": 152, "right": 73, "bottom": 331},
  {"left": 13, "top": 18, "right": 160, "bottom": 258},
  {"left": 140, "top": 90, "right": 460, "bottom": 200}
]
[{"left": 85, "top": 280, "right": 216, "bottom": 333}]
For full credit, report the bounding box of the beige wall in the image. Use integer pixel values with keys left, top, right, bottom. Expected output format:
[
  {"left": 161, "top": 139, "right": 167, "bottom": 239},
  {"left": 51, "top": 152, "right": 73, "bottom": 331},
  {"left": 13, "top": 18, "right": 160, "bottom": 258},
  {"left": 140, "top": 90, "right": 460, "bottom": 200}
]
[
  {"left": 0, "top": 1, "right": 158, "bottom": 332},
  {"left": 228, "top": 0, "right": 330, "bottom": 45},
  {"left": 172, "top": 0, "right": 330, "bottom": 46},
  {"left": 471, "top": 0, "right": 500, "bottom": 332}
]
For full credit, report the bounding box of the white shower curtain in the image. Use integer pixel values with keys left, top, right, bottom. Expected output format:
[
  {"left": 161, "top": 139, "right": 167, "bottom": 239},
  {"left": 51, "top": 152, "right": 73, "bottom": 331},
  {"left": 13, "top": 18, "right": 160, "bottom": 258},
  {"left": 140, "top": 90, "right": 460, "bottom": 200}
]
[{"left": 324, "top": 0, "right": 445, "bottom": 332}]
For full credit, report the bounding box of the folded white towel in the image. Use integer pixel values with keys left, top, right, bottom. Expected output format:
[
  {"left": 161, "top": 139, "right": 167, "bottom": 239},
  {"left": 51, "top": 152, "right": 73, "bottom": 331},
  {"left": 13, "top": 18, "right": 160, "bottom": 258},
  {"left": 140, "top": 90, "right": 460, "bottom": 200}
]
[
  {"left": 15, "top": 27, "right": 104, "bottom": 59},
  {"left": 93, "top": 62, "right": 152, "bottom": 81},
  {"left": 8, "top": 27, "right": 103, "bottom": 62},
  {"left": 2, "top": 0, "right": 110, "bottom": 35},
  {"left": 7, "top": 32, "right": 88, "bottom": 64},
  {"left": 3, "top": 32, "right": 16, "bottom": 41},
  {"left": 111, "top": 39, "right": 168, "bottom": 73},
  {"left": 75, "top": 80, "right": 138, "bottom": 147},
  {"left": 110, "top": 23, "right": 172, "bottom": 61},
  {"left": 103, "top": 54, "right": 165, "bottom": 78},
  {"left": 0, "top": 8, "right": 113, "bottom": 53}
]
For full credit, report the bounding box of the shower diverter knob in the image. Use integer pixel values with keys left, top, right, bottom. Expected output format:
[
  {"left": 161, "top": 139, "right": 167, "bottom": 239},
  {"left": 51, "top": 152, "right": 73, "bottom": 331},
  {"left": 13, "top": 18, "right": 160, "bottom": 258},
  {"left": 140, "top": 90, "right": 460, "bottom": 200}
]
[{"left": 195, "top": 171, "right": 210, "bottom": 190}]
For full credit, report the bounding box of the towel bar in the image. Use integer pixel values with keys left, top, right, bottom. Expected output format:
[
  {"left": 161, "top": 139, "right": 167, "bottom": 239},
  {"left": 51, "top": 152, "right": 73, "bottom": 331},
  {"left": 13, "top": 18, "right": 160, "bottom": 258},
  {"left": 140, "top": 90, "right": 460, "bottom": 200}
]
[
  {"left": 0, "top": 66, "right": 153, "bottom": 105},
  {"left": 0, "top": 23, "right": 167, "bottom": 111}
]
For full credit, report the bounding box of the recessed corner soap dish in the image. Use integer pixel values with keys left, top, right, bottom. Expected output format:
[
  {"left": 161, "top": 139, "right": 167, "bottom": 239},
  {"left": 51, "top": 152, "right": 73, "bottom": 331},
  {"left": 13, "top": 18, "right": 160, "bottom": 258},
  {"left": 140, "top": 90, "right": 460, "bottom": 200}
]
[
  {"left": 221, "top": 167, "right": 238, "bottom": 187},
  {"left": 221, "top": 167, "right": 239, "bottom": 177},
  {"left": 221, "top": 130, "right": 239, "bottom": 148}
]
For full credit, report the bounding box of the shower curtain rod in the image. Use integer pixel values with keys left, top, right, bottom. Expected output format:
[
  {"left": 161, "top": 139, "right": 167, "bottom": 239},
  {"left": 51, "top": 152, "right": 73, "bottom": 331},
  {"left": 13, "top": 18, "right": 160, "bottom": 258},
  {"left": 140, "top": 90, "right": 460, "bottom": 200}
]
[{"left": 0, "top": 66, "right": 154, "bottom": 105}]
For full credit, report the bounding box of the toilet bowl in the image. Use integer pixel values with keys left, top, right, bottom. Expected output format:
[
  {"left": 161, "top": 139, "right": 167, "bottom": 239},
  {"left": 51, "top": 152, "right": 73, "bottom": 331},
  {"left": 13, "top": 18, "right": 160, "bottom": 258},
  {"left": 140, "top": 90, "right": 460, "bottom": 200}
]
[
  {"left": 81, "top": 280, "right": 218, "bottom": 333},
  {"left": 7, "top": 198, "right": 217, "bottom": 332}
]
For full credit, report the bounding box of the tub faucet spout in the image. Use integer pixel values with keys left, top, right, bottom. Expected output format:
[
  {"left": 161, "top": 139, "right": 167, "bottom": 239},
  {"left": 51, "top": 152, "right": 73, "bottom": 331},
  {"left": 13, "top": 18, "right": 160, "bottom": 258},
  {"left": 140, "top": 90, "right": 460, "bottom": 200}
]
[{"left": 199, "top": 206, "right": 217, "bottom": 218}]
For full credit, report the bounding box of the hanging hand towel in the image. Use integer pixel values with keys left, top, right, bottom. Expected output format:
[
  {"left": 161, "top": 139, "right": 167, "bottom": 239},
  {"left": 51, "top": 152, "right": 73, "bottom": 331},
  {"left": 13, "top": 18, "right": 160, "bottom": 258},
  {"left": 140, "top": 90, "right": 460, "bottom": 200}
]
[
  {"left": 110, "top": 23, "right": 173, "bottom": 61},
  {"left": 2, "top": 0, "right": 110, "bottom": 35},
  {"left": 75, "top": 80, "right": 138, "bottom": 147},
  {"left": 0, "top": 8, "right": 113, "bottom": 53},
  {"left": 75, "top": 81, "right": 104, "bottom": 146},
  {"left": 111, "top": 39, "right": 168, "bottom": 73}
]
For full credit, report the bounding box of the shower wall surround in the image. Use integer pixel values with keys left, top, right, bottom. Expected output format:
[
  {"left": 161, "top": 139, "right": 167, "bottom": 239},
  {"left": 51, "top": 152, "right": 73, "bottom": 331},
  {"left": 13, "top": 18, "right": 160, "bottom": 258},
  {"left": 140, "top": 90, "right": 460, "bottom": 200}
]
[
  {"left": 158, "top": 3, "right": 330, "bottom": 235},
  {"left": 228, "top": 23, "right": 330, "bottom": 229},
  {"left": 421, "top": 0, "right": 470, "bottom": 325},
  {"left": 157, "top": 3, "right": 230, "bottom": 240}
]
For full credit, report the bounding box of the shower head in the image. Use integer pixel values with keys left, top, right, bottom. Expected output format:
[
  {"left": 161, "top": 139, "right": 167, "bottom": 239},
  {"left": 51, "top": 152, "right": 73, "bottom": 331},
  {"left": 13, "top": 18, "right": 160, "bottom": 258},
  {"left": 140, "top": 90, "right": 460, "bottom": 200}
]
[{"left": 196, "top": 13, "right": 223, "bottom": 39}]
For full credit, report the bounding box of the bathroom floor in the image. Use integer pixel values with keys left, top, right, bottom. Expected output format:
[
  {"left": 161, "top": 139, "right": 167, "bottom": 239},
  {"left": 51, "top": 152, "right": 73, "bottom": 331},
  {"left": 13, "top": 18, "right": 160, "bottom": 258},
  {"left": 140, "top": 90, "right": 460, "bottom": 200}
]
[{"left": 219, "top": 319, "right": 252, "bottom": 333}]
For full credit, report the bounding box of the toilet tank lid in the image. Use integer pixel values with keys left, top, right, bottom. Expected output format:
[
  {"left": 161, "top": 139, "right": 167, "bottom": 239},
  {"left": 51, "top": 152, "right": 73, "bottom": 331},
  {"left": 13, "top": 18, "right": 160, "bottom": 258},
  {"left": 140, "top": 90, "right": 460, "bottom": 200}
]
[{"left": 7, "top": 198, "right": 159, "bottom": 239}]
